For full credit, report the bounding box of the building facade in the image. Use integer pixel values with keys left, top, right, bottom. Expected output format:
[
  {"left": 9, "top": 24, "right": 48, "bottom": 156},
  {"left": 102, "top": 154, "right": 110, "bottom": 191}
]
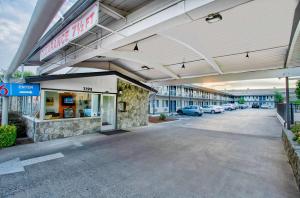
[
  {"left": 149, "top": 86, "right": 296, "bottom": 114},
  {"left": 233, "top": 95, "right": 275, "bottom": 108},
  {"left": 149, "top": 85, "right": 234, "bottom": 114},
  {"left": 20, "top": 71, "right": 155, "bottom": 142},
  {"left": 228, "top": 88, "right": 296, "bottom": 108}
]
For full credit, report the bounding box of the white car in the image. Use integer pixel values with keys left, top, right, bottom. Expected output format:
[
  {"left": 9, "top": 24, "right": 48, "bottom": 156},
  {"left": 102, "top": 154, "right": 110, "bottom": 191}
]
[
  {"left": 222, "top": 103, "right": 236, "bottom": 111},
  {"left": 260, "top": 104, "right": 272, "bottom": 109},
  {"left": 202, "top": 105, "right": 224, "bottom": 114},
  {"left": 233, "top": 103, "right": 239, "bottom": 110}
]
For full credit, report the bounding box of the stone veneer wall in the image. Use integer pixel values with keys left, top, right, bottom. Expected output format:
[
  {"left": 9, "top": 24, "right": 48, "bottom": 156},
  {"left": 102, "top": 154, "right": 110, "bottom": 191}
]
[
  {"left": 117, "top": 79, "right": 149, "bottom": 129},
  {"left": 282, "top": 128, "right": 300, "bottom": 190},
  {"left": 23, "top": 116, "right": 101, "bottom": 142}
]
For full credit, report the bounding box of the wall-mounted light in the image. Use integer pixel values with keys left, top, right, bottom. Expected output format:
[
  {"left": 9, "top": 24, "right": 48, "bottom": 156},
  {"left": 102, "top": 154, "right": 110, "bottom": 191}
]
[
  {"left": 205, "top": 13, "right": 222, "bottom": 23},
  {"left": 133, "top": 43, "right": 139, "bottom": 51},
  {"left": 118, "top": 90, "right": 123, "bottom": 95},
  {"left": 246, "top": 52, "right": 249, "bottom": 58}
]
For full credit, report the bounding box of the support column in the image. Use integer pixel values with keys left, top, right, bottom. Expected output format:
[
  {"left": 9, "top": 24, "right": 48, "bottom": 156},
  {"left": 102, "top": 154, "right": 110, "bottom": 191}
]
[
  {"left": 152, "top": 94, "right": 156, "bottom": 115},
  {"left": 1, "top": 75, "right": 9, "bottom": 125},
  {"left": 168, "top": 86, "right": 171, "bottom": 114},
  {"left": 285, "top": 77, "right": 291, "bottom": 129}
]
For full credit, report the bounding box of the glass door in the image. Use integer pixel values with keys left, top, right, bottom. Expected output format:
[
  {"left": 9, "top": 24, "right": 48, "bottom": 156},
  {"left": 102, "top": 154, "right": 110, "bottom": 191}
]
[{"left": 101, "top": 94, "right": 116, "bottom": 131}]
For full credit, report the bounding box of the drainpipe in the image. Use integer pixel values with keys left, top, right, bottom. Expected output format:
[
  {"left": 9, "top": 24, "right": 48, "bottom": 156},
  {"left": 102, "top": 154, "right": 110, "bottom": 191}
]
[
  {"left": 285, "top": 77, "right": 291, "bottom": 129},
  {"left": 1, "top": 0, "right": 64, "bottom": 125}
]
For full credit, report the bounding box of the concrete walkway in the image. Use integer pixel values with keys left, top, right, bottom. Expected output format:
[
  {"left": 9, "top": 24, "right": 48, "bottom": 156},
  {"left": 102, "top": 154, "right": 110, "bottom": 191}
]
[{"left": 0, "top": 109, "right": 299, "bottom": 197}]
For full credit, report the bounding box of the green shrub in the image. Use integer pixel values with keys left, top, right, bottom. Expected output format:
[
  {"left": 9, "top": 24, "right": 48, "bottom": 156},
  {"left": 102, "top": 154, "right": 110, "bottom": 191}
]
[
  {"left": 291, "top": 124, "right": 300, "bottom": 134},
  {"left": 293, "top": 136, "right": 298, "bottom": 141},
  {"left": 0, "top": 112, "right": 27, "bottom": 138},
  {"left": 159, "top": 113, "right": 167, "bottom": 121},
  {"left": 0, "top": 125, "right": 17, "bottom": 148},
  {"left": 297, "top": 137, "right": 300, "bottom": 144}
]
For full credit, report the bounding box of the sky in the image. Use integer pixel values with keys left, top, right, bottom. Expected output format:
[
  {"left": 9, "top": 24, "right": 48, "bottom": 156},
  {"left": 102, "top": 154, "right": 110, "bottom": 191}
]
[
  {"left": 195, "top": 78, "right": 298, "bottom": 91},
  {"left": 0, "top": 0, "right": 76, "bottom": 71},
  {"left": 0, "top": 0, "right": 37, "bottom": 70}
]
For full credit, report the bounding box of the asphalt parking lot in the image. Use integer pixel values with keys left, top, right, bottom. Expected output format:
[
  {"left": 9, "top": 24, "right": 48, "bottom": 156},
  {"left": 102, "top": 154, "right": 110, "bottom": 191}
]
[
  {"left": 0, "top": 109, "right": 299, "bottom": 198},
  {"left": 173, "top": 108, "right": 282, "bottom": 137}
]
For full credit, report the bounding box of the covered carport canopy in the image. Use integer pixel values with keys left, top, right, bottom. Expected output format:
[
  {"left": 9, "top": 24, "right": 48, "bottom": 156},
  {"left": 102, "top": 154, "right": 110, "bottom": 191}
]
[{"left": 14, "top": 0, "right": 300, "bottom": 85}]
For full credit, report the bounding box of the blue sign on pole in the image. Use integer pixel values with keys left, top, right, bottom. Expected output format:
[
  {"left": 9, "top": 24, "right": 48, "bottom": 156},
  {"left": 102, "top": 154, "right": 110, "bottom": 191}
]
[{"left": 0, "top": 83, "right": 40, "bottom": 97}]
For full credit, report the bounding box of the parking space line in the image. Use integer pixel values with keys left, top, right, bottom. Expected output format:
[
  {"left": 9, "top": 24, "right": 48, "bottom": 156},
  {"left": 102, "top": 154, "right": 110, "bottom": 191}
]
[{"left": 21, "top": 153, "right": 64, "bottom": 166}]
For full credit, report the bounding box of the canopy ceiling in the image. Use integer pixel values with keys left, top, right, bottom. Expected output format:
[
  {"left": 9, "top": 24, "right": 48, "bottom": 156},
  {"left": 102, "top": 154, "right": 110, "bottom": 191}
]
[{"left": 24, "top": 0, "right": 300, "bottom": 84}]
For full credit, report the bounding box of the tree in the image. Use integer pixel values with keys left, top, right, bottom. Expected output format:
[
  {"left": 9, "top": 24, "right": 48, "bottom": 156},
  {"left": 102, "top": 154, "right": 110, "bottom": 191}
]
[
  {"left": 12, "top": 70, "right": 35, "bottom": 78},
  {"left": 0, "top": 70, "right": 35, "bottom": 81},
  {"left": 295, "top": 80, "right": 300, "bottom": 100},
  {"left": 238, "top": 97, "right": 245, "bottom": 104},
  {"left": 274, "top": 91, "right": 284, "bottom": 103}
]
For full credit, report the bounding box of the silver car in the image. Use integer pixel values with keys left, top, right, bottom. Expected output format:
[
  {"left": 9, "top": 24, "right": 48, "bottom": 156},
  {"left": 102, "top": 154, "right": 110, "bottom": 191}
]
[
  {"left": 222, "top": 104, "right": 235, "bottom": 111},
  {"left": 177, "top": 105, "right": 203, "bottom": 116},
  {"left": 202, "top": 105, "right": 223, "bottom": 114}
]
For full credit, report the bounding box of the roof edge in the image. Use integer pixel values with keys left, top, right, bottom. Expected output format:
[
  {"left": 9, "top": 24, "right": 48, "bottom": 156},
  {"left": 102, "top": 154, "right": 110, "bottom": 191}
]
[{"left": 25, "top": 71, "right": 157, "bottom": 93}]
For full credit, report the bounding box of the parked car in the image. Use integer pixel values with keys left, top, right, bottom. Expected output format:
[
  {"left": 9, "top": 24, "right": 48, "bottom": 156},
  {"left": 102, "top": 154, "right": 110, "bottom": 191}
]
[
  {"left": 252, "top": 103, "right": 260, "bottom": 108},
  {"left": 202, "top": 105, "right": 223, "bottom": 114},
  {"left": 222, "top": 103, "right": 236, "bottom": 111},
  {"left": 177, "top": 105, "right": 203, "bottom": 116},
  {"left": 260, "top": 104, "right": 272, "bottom": 109},
  {"left": 238, "top": 104, "right": 248, "bottom": 109},
  {"left": 218, "top": 106, "right": 225, "bottom": 112},
  {"left": 233, "top": 103, "right": 239, "bottom": 110}
]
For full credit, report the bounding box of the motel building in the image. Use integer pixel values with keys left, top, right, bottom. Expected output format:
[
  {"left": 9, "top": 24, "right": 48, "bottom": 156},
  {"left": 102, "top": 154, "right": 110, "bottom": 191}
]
[
  {"left": 19, "top": 71, "right": 155, "bottom": 142},
  {"left": 2, "top": 0, "right": 300, "bottom": 142}
]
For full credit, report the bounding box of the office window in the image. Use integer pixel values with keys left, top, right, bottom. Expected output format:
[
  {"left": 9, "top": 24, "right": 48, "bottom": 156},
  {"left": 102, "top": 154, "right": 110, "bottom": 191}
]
[
  {"left": 156, "top": 100, "right": 159, "bottom": 107},
  {"left": 43, "top": 90, "right": 100, "bottom": 120}
]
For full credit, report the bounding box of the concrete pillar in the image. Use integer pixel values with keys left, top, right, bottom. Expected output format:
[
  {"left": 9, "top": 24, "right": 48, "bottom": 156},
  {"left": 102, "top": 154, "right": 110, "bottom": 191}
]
[
  {"left": 1, "top": 75, "right": 9, "bottom": 125},
  {"left": 285, "top": 77, "right": 291, "bottom": 129},
  {"left": 168, "top": 86, "right": 171, "bottom": 114}
]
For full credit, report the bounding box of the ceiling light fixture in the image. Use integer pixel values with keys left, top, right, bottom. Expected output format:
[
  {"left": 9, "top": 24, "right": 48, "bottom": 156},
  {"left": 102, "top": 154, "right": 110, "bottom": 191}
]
[
  {"left": 141, "top": 66, "right": 150, "bottom": 70},
  {"left": 96, "top": 56, "right": 106, "bottom": 59},
  {"left": 246, "top": 52, "right": 249, "bottom": 58},
  {"left": 133, "top": 43, "right": 139, "bottom": 51},
  {"left": 205, "top": 13, "right": 222, "bottom": 23},
  {"left": 181, "top": 63, "right": 185, "bottom": 69}
]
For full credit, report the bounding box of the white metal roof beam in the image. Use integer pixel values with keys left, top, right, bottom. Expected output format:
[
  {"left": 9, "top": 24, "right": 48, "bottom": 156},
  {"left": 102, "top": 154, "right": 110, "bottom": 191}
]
[
  {"left": 72, "top": 61, "right": 146, "bottom": 82},
  {"left": 159, "top": 33, "right": 223, "bottom": 74},
  {"left": 102, "top": 50, "right": 180, "bottom": 79},
  {"left": 150, "top": 67, "right": 300, "bottom": 85},
  {"left": 69, "top": 42, "right": 96, "bottom": 50},
  {"left": 95, "top": 24, "right": 126, "bottom": 37},
  {"left": 285, "top": 0, "right": 300, "bottom": 67},
  {"left": 6, "top": 0, "right": 64, "bottom": 76},
  {"left": 39, "top": 47, "right": 180, "bottom": 79},
  {"left": 99, "top": 2, "right": 127, "bottom": 21},
  {"left": 38, "top": 0, "right": 216, "bottom": 75}
]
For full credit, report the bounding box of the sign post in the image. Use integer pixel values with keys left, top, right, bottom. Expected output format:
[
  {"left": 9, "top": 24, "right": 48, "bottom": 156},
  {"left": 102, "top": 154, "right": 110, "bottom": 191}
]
[{"left": 1, "top": 76, "right": 9, "bottom": 125}]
